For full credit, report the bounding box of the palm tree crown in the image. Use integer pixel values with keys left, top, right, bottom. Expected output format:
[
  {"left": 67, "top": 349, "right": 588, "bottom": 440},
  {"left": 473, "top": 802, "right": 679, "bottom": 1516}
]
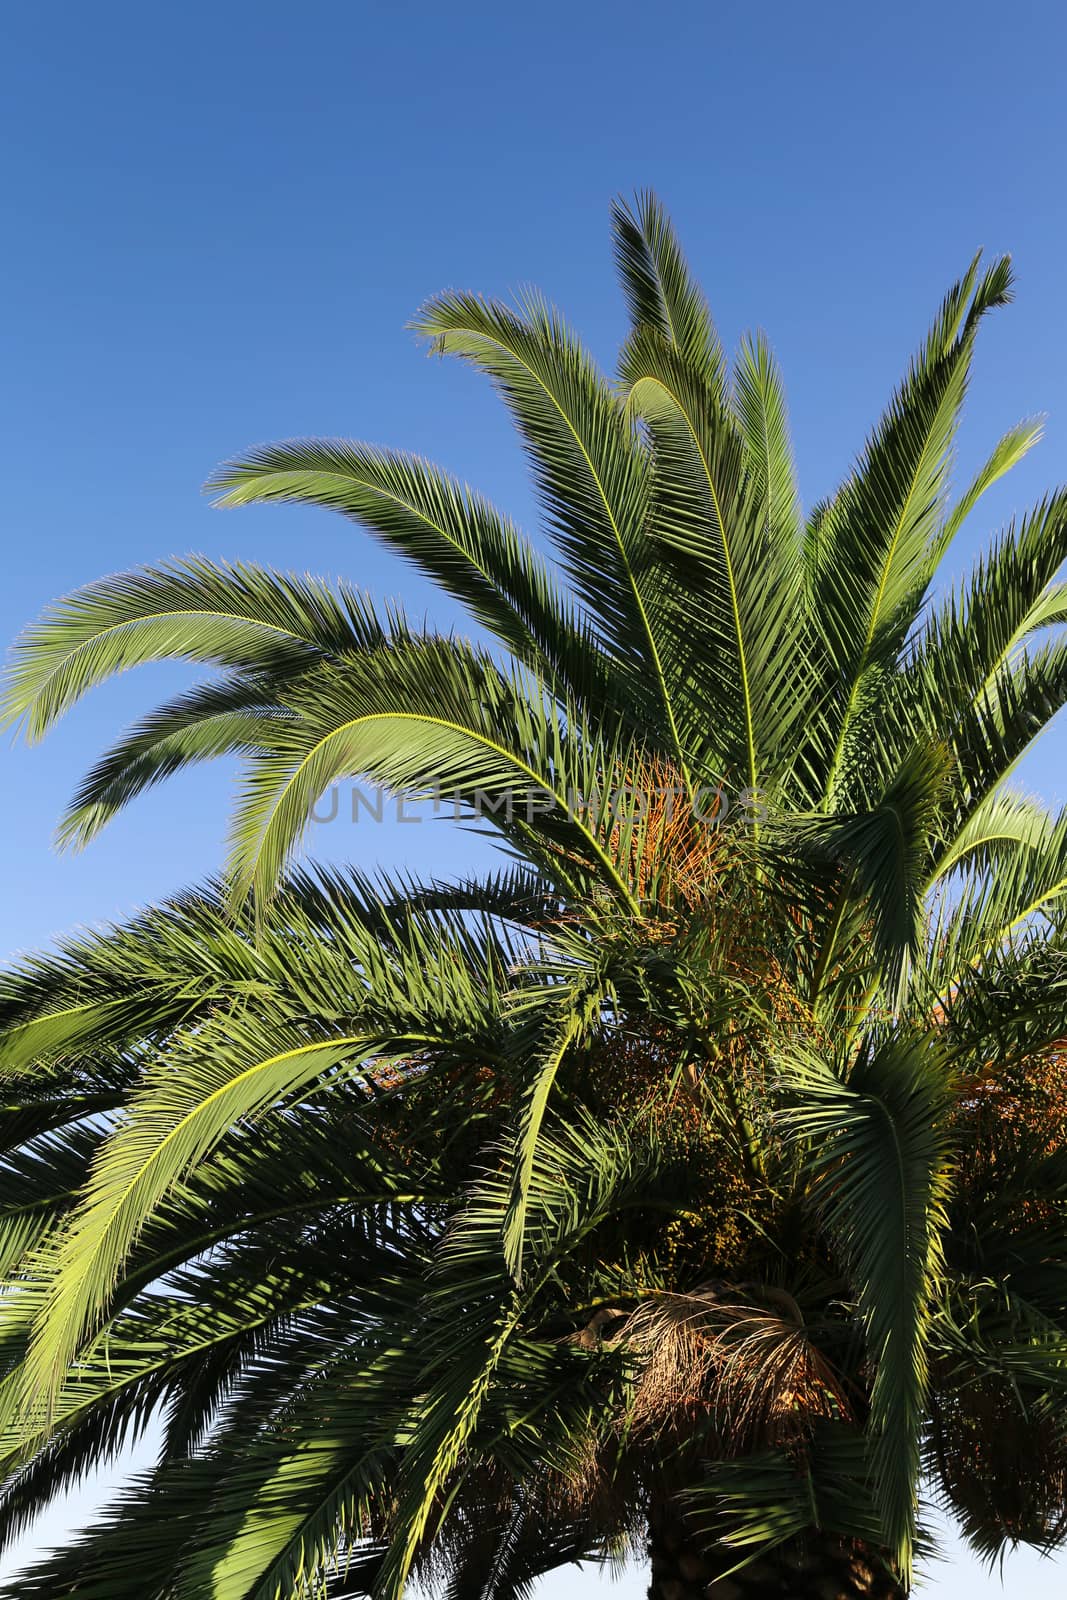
[{"left": 2, "top": 195, "right": 1067, "bottom": 1598}]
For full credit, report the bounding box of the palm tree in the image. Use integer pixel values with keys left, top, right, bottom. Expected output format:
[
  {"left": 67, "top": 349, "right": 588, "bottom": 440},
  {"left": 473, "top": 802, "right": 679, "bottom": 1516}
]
[{"left": 2, "top": 196, "right": 1067, "bottom": 1598}]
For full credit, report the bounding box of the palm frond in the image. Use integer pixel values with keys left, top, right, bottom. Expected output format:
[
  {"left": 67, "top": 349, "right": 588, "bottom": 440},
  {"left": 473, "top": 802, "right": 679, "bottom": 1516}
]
[
  {"left": 610, "top": 190, "right": 726, "bottom": 396},
  {"left": 807, "top": 252, "right": 1013, "bottom": 802},
  {"left": 2, "top": 559, "right": 395, "bottom": 741},
  {"left": 774, "top": 1035, "right": 955, "bottom": 1578},
  {"left": 733, "top": 330, "right": 801, "bottom": 545}
]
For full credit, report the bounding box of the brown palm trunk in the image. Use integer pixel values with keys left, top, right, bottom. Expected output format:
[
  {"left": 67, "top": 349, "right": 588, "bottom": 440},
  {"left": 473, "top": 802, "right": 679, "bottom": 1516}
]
[{"left": 647, "top": 1498, "right": 905, "bottom": 1600}]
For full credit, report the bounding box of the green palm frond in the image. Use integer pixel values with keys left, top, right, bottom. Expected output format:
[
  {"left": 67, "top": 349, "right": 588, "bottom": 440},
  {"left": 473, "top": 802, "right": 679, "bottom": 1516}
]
[
  {"left": 937, "top": 415, "right": 1044, "bottom": 553},
  {"left": 775, "top": 1035, "right": 955, "bottom": 1578},
  {"left": 621, "top": 327, "right": 809, "bottom": 790},
  {"left": 1, "top": 558, "right": 397, "bottom": 742},
  {"left": 904, "top": 491, "right": 1067, "bottom": 758},
  {"left": 224, "top": 640, "right": 644, "bottom": 907},
  {"left": 207, "top": 441, "right": 616, "bottom": 699},
  {"left": 807, "top": 252, "right": 1012, "bottom": 802},
  {"left": 409, "top": 290, "right": 691, "bottom": 767},
  {"left": 611, "top": 190, "right": 727, "bottom": 396},
  {"left": 55, "top": 672, "right": 296, "bottom": 851},
  {"left": 732, "top": 330, "right": 801, "bottom": 545},
  {"left": 684, "top": 1423, "right": 890, "bottom": 1568}
]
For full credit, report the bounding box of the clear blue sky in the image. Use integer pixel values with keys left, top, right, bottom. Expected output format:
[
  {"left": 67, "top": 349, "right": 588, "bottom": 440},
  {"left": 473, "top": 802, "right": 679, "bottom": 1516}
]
[{"left": 2, "top": 1, "right": 1067, "bottom": 1590}]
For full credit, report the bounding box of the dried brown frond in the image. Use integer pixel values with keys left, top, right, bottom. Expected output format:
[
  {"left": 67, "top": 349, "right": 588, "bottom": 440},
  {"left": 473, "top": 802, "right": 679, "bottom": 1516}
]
[
  {"left": 619, "top": 1283, "right": 852, "bottom": 1450},
  {"left": 930, "top": 1376, "right": 1067, "bottom": 1551},
  {"left": 547, "top": 1430, "right": 651, "bottom": 1556}
]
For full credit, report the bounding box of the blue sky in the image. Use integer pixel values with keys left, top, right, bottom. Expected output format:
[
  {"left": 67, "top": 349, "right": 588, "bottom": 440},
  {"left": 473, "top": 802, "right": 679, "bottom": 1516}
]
[{"left": 2, "top": 0, "right": 1067, "bottom": 1590}]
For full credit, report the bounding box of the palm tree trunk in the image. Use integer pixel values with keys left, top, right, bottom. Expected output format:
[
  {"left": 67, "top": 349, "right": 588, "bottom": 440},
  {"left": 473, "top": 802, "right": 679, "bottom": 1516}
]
[{"left": 647, "top": 1499, "right": 905, "bottom": 1599}]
